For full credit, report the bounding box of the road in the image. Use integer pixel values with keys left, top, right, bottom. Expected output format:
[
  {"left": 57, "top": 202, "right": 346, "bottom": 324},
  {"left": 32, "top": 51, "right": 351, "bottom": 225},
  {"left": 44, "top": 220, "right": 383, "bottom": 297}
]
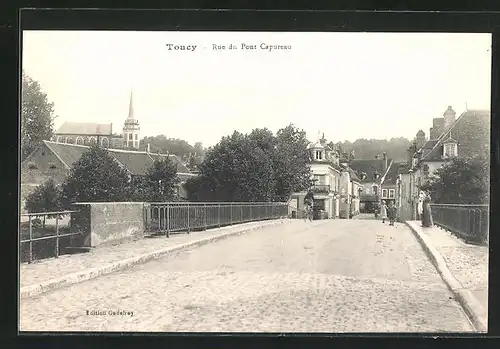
[{"left": 20, "top": 217, "right": 474, "bottom": 332}]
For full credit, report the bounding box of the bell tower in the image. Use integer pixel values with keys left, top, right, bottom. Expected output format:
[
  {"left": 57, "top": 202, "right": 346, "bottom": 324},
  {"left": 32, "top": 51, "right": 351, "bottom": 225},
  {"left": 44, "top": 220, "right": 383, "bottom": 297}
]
[{"left": 123, "top": 90, "right": 140, "bottom": 149}]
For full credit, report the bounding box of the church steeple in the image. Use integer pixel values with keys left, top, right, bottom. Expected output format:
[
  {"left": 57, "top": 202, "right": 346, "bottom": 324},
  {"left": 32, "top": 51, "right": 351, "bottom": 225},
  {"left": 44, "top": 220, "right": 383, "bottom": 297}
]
[
  {"left": 127, "top": 90, "right": 135, "bottom": 120},
  {"left": 123, "top": 89, "right": 140, "bottom": 149}
]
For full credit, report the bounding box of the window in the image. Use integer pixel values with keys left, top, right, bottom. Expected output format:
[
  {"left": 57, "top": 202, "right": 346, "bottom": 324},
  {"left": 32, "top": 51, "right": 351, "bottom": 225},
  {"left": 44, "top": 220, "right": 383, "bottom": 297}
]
[
  {"left": 443, "top": 143, "right": 458, "bottom": 158},
  {"left": 388, "top": 189, "right": 395, "bottom": 199},
  {"left": 372, "top": 186, "right": 378, "bottom": 195},
  {"left": 382, "top": 189, "right": 388, "bottom": 198},
  {"left": 135, "top": 134, "right": 138, "bottom": 140},
  {"left": 129, "top": 133, "right": 133, "bottom": 140},
  {"left": 315, "top": 150, "right": 323, "bottom": 160},
  {"left": 314, "top": 174, "right": 326, "bottom": 185}
]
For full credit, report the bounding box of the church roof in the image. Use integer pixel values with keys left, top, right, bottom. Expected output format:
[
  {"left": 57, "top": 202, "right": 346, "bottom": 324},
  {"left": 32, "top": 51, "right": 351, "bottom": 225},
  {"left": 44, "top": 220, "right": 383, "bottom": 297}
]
[
  {"left": 39, "top": 141, "right": 191, "bottom": 176},
  {"left": 55, "top": 122, "right": 113, "bottom": 136}
]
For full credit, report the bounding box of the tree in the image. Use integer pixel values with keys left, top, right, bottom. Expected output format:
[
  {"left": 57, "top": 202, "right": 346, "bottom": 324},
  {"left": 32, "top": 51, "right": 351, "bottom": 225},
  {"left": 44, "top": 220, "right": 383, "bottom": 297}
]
[
  {"left": 335, "top": 137, "right": 412, "bottom": 162},
  {"left": 21, "top": 72, "right": 57, "bottom": 160},
  {"left": 139, "top": 135, "right": 195, "bottom": 156},
  {"left": 135, "top": 158, "right": 180, "bottom": 202},
  {"left": 186, "top": 125, "right": 312, "bottom": 202},
  {"left": 194, "top": 142, "right": 205, "bottom": 157},
  {"left": 24, "top": 178, "right": 62, "bottom": 227},
  {"left": 424, "top": 157, "right": 489, "bottom": 204},
  {"left": 60, "top": 145, "right": 132, "bottom": 207},
  {"left": 273, "top": 124, "right": 312, "bottom": 201},
  {"left": 188, "top": 154, "right": 198, "bottom": 171}
]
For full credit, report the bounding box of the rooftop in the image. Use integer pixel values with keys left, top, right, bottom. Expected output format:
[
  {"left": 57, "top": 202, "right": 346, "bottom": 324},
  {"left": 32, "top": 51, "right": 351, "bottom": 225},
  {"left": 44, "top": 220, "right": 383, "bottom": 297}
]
[
  {"left": 349, "top": 159, "right": 387, "bottom": 183},
  {"left": 40, "top": 141, "right": 191, "bottom": 175},
  {"left": 55, "top": 122, "right": 113, "bottom": 136}
]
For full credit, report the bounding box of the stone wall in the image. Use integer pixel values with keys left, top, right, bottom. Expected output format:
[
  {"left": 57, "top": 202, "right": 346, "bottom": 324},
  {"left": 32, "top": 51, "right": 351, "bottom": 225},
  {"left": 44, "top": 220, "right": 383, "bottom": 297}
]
[{"left": 70, "top": 202, "right": 145, "bottom": 248}]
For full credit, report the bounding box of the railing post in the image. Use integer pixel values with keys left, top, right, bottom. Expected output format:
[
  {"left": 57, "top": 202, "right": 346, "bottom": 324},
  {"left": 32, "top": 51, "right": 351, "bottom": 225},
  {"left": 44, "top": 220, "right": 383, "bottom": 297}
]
[
  {"left": 187, "top": 203, "right": 190, "bottom": 234},
  {"left": 157, "top": 206, "right": 161, "bottom": 232},
  {"left": 55, "top": 214, "right": 59, "bottom": 258},
  {"left": 28, "top": 215, "right": 33, "bottom": 264},
  {"left": 218, "top": 203, "right": 221, "bottom": 227},
  {"left": 204, "top": 204, "right": 207, "bottom": 230},
  {"left": 166, "top": 204, "right": 170, "bottom": 238},
  {"left": 250, "top": 205, "right": 253, "bottom": 221},
  {"left": 241, "top": 205, "right": 243, "bottom": 222}
]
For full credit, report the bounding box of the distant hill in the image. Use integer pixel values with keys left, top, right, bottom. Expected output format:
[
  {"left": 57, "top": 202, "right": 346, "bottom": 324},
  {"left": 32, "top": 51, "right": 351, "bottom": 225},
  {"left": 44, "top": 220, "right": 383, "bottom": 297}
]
[{"left": 336, "top": 137, "right": 412, "bottom": 162}]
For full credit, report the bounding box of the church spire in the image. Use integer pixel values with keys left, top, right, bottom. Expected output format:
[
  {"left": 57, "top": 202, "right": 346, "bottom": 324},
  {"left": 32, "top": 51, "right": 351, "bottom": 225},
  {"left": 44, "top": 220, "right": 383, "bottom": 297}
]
[{"left": 127, "top": 89, "right": 135, "bottom": 120}]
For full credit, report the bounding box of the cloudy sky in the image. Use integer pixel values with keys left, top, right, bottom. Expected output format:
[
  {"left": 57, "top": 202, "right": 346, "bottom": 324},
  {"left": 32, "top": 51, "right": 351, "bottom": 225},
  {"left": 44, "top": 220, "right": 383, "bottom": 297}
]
[{"left": 22, "top": 31, "right": 491, "bottom": 147}]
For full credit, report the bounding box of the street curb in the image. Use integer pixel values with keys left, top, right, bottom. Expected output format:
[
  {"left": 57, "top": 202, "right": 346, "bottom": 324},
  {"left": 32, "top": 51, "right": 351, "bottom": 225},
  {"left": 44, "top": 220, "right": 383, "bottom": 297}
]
[
  {"left": 21, "top": 219, "right": 287, "bottom": 299},
  {"left": 405, "top": 221, "right": 487, "bottom": 332}
]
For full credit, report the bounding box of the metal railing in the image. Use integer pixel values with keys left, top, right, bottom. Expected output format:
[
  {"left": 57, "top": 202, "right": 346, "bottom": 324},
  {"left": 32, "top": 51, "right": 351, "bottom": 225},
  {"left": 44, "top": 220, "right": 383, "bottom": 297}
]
[
  {"left": 144, "top": 202, "right": 288, "bottom": 236},
  {"left": 311, "top": 185, "right": 331, "bottom": 193},
  {"left": 430, "top": 204, "right": 489, "bottom": 243},
  {"left": 20, "top": 210, "right": 80, "bottom": 263}
]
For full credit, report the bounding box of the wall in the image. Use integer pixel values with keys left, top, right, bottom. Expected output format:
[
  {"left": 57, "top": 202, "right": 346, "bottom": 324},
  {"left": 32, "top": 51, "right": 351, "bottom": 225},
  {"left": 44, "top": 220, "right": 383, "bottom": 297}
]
[
  {"left": 339, "top": 171, "right": 351, "bottom": 218},
  {"left": 421, "top": 161, "right": 444, "bottom": 179},
  {"left": 70, "top": 202, "right": 145, "bottom": 248},
  {"left": 359, "top": 181, "right": 379, "bottom": 196},
  {"left": 309, "top": 163, "right": 340, "bottom": 190}
]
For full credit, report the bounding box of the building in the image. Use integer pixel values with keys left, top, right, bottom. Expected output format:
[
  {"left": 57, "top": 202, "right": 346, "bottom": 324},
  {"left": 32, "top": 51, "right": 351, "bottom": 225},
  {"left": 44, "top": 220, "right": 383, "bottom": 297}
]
[
  {"left": 380, "top": 159, "right": 402, "bottom": 204},
  {"left": 51, "top": 90, "right": 140, "bottom": 150},
  {"left": 397, "top": 106, "right": 490, "bottom": 221},
  {"left": 20, "top": 140, "right": 195, "bottom": 209},
  {"left": 290, "top": 134, "right": 362, "bottom": 219},
  {"left": 305, "top": 136, "right": 342, "bottom": 219},
  {"left": 349, "top": 154, "right": 391, "bottom": 213},
  {"left": 348, "top": 168, "right": 362, "bottom": 216}
]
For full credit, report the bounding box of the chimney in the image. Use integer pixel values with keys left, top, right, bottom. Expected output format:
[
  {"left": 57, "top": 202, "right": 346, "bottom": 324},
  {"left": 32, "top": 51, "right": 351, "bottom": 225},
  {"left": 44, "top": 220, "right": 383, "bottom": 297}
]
[
  {"left": 407, "top": 145, "right": 414, "bottom": 165},
  {"left": 382, "top": 152, "right": 388, "bottom": 171},
  {"left": 443, "top": 106, "right": 456, "bottom": 131}
]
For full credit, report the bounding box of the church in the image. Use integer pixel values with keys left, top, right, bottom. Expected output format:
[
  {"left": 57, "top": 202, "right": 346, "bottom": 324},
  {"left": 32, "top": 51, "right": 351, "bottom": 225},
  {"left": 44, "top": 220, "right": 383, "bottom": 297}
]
[{"left": 51, "top": 91, "right": 140, "bottom": 150}]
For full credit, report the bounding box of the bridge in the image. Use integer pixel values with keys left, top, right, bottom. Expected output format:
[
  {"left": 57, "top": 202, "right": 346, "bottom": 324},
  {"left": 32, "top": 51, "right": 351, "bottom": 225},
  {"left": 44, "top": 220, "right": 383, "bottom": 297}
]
[{"left": 20, "top": 213, "right": 486, "bottom": 333}]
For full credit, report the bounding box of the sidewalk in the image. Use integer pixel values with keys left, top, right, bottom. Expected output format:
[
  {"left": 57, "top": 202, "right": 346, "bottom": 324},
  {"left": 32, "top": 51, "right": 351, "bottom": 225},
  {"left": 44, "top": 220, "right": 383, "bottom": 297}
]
[
  {"left": 406, "top": 221, "right": 488, "bottom": 332},
  {"left": 20, "top": 219, "right": 287, "bottom": 298}
]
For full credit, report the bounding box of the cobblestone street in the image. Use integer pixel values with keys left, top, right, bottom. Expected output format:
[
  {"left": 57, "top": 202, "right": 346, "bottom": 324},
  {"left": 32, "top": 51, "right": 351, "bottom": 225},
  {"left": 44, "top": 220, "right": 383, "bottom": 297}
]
[{"left": 20, "top": 219, "right": 475, "bottom": 332}]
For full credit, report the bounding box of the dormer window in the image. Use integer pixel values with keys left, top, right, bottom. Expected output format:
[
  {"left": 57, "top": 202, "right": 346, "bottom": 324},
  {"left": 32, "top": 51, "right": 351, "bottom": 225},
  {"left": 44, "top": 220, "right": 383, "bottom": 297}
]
[
  {"left": 315, "top": 150, "right": 324, "bottom": 160},
  {"left": 443, "top": 142, "right": 458, "bottom": 158}
]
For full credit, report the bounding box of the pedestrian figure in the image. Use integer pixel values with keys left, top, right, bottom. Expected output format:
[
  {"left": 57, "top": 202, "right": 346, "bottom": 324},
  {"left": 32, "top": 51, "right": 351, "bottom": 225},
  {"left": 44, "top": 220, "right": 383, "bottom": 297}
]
[
  {"left": 422, "top": 191, "right": 434, "bottom": 228},
  {"left": 380, "top": 200, "right": 388, "bottom": 223},
  {"left": 374, "top": 204, "right": 379, "bottom": 219},
  {"left": 303, "top": 192, "right": 314, "bottom": 222},
  {"left": 417, "top": 191, "right": 424, "bottom": 225},
  {"left": 387, "top": 201, "right": 397, "bottom": 226}
]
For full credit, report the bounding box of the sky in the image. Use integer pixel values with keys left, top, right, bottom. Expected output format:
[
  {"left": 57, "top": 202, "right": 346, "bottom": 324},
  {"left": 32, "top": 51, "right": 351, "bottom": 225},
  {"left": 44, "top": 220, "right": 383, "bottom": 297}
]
[{"left": 22, "top": 31, "right": 492, "bottom": 147}]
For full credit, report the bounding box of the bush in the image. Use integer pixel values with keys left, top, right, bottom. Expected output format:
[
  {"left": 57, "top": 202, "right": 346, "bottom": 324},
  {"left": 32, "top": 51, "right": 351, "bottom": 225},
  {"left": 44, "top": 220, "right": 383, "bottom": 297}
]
[
  {"left": 24, "top": 178, "right": 63, "bottom": 226},
  {"left": 425, "top": 157, "right": 489, "bottom": 204}
]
